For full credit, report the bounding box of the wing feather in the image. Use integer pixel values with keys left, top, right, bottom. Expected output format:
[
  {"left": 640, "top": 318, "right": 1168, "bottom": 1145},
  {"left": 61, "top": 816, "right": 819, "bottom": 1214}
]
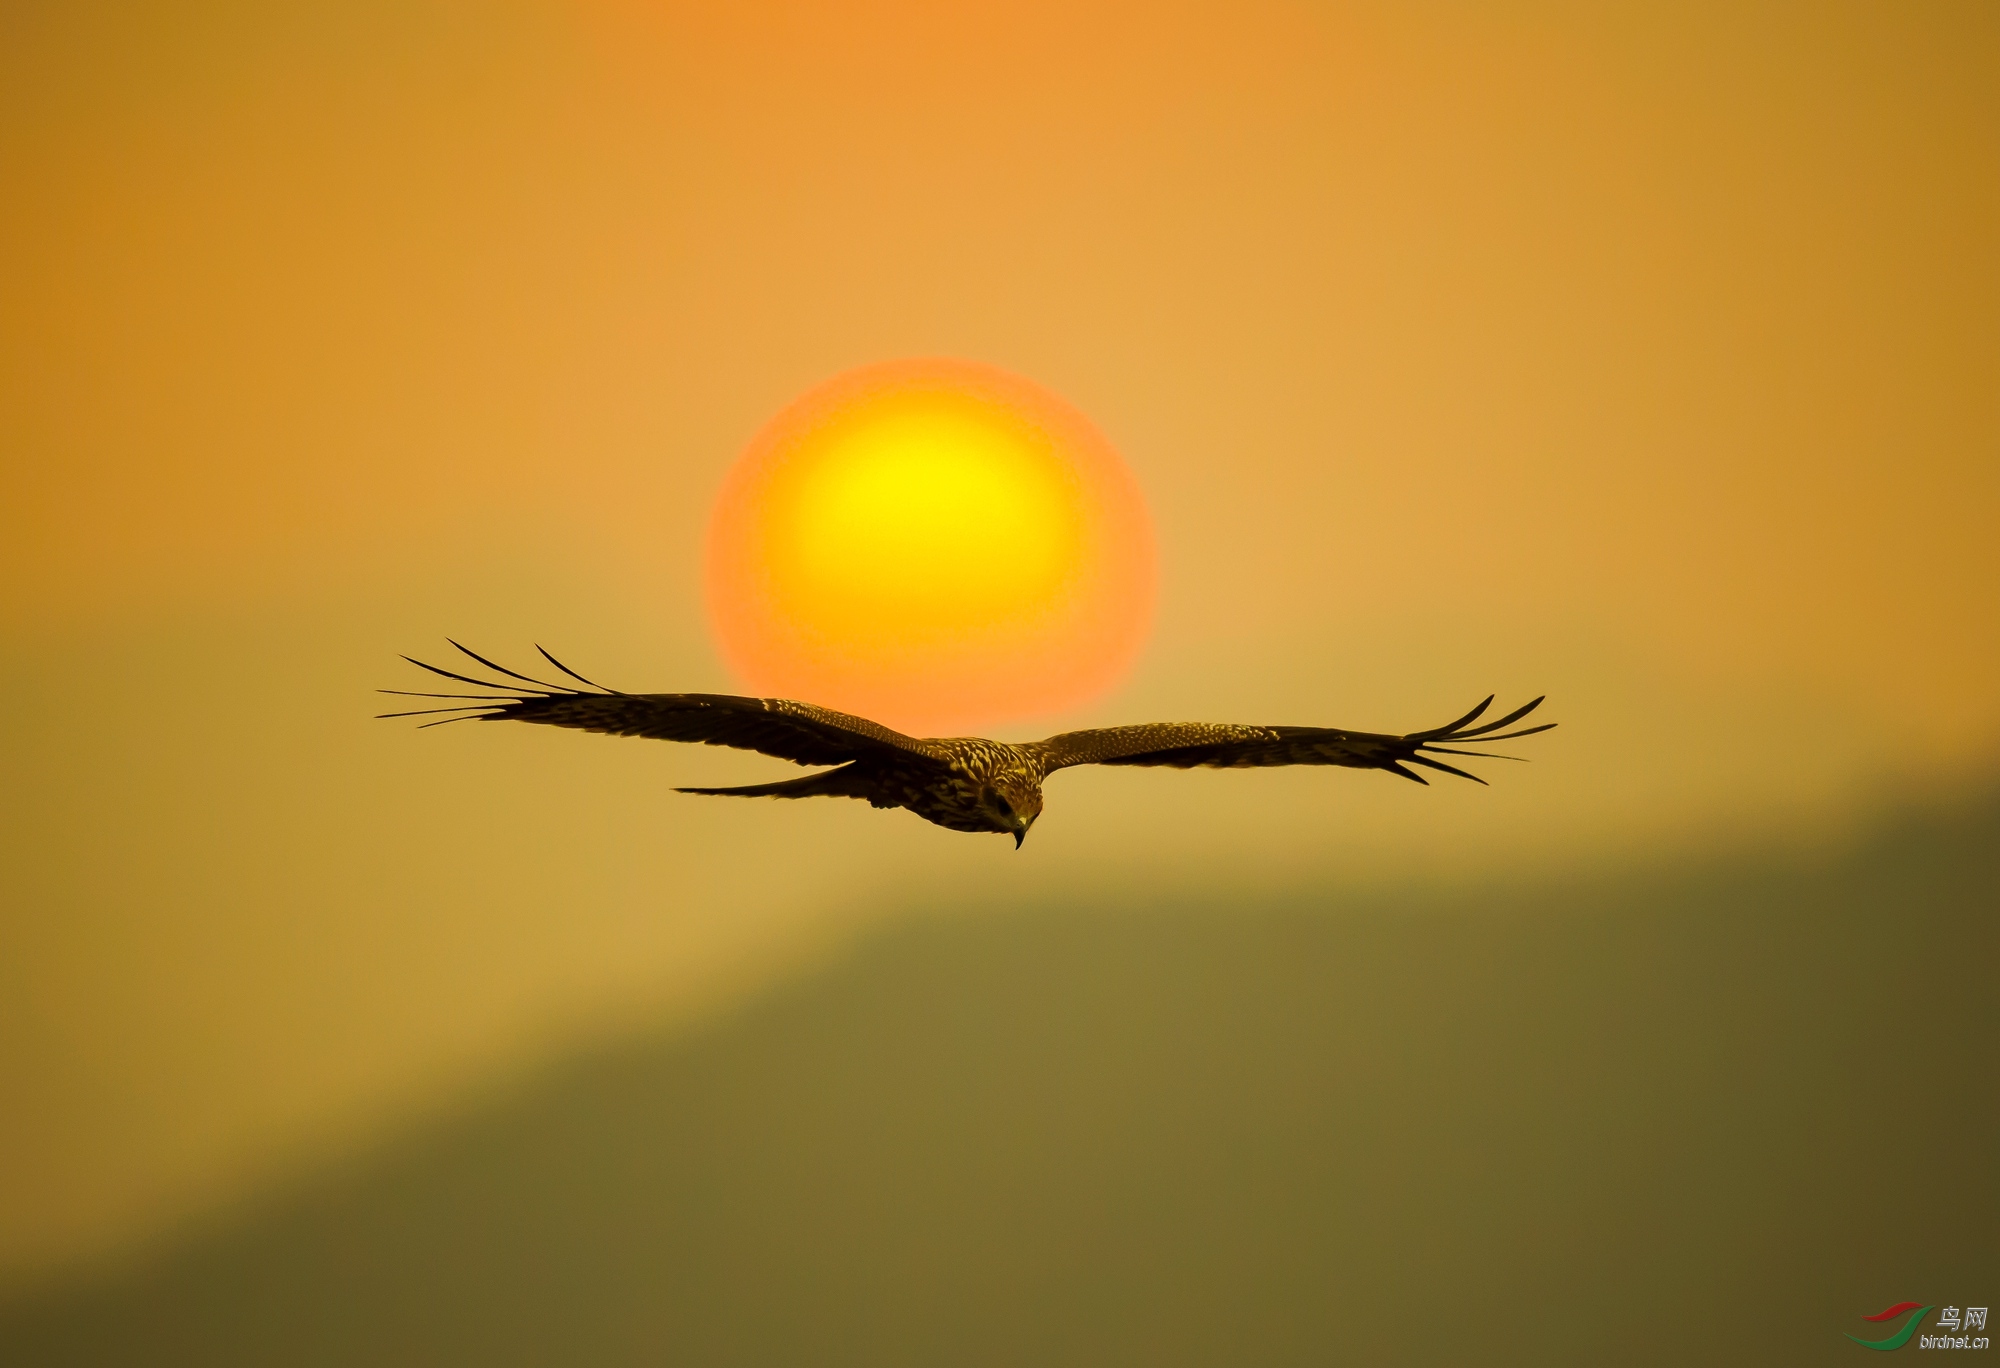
[
  {"left": 383, "top": 649, "right": 933, "bottom": 768},
  {"left": 1033, "top": 697, "right": 1553, "bottom": 785}
]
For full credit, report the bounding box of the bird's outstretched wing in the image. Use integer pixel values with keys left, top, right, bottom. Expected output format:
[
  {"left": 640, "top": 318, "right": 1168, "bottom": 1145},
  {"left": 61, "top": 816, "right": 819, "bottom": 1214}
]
[
  {"left": 1032, "top": 696, "right": 1553, "bottom": 785},
  {"left": 379, "top": 643, "right": 933, "bottom": 768}
]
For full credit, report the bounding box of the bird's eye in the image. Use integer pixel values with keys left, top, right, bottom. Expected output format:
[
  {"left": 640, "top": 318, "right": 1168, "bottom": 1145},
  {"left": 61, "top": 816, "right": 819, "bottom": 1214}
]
[{"left": 991, "top": 792, "right": 1015, "bottom": 817}]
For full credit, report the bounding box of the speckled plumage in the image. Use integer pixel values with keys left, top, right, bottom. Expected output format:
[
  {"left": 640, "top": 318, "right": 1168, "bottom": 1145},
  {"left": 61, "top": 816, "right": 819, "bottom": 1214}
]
[{"left": 382, "top": 644, "right": 1557, "bottom": 847}]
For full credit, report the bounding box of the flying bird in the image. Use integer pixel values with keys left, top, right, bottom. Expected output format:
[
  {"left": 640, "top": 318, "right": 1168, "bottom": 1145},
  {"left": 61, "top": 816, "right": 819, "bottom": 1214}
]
[{"left": 382, "top": 644, "right": 1556, "bottom": 847}]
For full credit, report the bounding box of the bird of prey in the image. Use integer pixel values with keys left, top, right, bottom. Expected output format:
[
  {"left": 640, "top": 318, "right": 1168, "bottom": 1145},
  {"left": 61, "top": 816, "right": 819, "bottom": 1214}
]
[{"left": 382, "top": 644, "right": 1556, "bottom": 848}]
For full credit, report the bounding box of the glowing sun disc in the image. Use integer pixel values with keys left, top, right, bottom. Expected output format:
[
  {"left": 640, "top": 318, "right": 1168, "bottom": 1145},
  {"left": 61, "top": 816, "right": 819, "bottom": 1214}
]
[{"left": 705, "top": 359, "right": 1155, "bottom": 735}]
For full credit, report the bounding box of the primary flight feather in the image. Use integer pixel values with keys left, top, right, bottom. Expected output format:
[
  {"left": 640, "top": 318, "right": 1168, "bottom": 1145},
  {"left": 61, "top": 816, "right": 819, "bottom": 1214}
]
[{"left": 382, "top": 644, "right": 1556, "bottom": 847}]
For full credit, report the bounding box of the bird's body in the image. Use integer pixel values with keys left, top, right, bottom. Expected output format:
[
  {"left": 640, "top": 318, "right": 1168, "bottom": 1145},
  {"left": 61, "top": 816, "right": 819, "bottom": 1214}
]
[
  {"left": 718, "top": 736, "right": 1046, "bottom": 836},
  {"left": 383, "top": 645, "right": 1556, "bottom": 846}
]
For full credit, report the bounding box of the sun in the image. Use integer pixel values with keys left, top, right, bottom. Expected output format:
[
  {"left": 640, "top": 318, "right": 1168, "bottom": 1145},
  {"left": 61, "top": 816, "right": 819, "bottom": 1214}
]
[{"left": 705, "top": 359, "right": 1155, "bottom": 735}]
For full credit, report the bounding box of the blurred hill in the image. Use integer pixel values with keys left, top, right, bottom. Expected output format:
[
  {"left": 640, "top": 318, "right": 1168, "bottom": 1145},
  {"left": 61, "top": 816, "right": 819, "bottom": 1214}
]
[{"left": 2, "top": 788, "right": 1993, "bottom": 1367}]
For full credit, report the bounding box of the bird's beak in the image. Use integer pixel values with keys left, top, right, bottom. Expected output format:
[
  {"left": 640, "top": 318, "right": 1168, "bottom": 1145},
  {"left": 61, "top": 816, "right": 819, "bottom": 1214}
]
[{"left": 1014, "top": 829, "right": 1026, "bottom": 850}]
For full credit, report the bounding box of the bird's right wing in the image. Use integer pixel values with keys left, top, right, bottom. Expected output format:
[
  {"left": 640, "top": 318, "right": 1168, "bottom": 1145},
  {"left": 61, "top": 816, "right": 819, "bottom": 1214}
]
[
  {"left": 1033, "top": 696, "right": 1553, "bottom": 785},
  {"left": 380, "top": 643, "right": 934, "bottom": 768}
]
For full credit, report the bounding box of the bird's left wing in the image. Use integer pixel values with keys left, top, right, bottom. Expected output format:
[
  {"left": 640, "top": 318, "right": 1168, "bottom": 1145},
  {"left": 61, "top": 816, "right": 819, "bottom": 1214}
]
[
  {"left": 1032, "top": 696, "right": 1553, "bottom": 785},
  {"left": 380, "top": 643, "right": 933, "bottom": 767}
]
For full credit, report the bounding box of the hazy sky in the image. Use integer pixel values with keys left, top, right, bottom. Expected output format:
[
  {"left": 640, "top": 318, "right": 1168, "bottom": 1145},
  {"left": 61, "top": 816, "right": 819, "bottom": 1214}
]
[{"left": 2, "top": 0, "right": 1994, "bottom": 1280}]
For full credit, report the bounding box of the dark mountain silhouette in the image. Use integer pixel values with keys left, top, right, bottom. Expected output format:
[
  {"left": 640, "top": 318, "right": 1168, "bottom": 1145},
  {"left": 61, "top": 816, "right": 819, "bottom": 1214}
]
[{"left": 4, "top": 790, "right": 1994, "bottom": 1366}]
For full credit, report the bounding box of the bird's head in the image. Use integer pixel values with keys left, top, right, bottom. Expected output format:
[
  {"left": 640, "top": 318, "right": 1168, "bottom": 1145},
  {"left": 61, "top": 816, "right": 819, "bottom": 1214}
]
[{"left": 982, "top": 779, "right": 1043, "bottom": 848}]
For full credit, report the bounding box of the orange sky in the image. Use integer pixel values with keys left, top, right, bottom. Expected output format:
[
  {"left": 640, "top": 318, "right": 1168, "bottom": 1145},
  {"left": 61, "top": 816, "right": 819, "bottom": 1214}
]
[{"left": 1, "top": 0, "right": 1994, "bottom": 1281}]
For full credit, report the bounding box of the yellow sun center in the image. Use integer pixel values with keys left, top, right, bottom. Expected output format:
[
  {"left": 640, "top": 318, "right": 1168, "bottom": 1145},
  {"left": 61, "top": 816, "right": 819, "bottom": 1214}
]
[
  {"left": 772, "top": 395, "right": 1083, "bottom": 647},
  {"left": 705, "top": 359, "right": 1154, "bottom": 735}
]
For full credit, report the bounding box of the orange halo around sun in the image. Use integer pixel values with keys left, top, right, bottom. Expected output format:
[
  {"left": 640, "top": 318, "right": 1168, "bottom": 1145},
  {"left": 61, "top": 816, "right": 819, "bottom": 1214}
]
[{"left": 705, "top": 359, "right": 1156, "bottom": 736}]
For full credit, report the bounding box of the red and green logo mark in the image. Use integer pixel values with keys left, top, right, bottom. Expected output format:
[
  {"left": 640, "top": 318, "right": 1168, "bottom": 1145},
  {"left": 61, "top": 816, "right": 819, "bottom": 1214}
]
[{"left": 1846, "top": 1303, "right": 1934, "bottom": 1352}]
